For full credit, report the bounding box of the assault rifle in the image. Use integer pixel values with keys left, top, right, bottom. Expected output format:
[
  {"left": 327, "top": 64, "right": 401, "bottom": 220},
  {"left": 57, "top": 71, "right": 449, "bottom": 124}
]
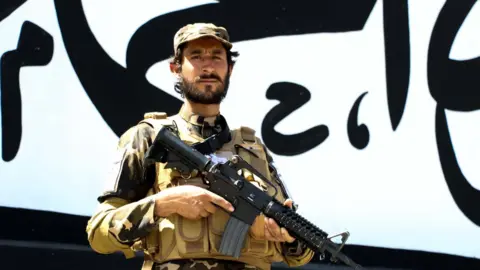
[{"left": 145, "top": 125, "right": 364, "bottom": 270}]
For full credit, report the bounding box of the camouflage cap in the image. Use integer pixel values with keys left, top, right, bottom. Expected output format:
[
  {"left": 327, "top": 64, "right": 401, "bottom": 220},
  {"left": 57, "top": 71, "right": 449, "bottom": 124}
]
[{"left": 173, "top": 23, "right": 232, "bottom": 54}]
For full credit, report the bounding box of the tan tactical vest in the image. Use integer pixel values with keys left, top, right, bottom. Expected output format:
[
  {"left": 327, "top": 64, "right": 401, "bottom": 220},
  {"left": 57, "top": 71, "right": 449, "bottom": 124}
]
[{"left": 133, "top": 112, "right": 289, "bottom": 270}]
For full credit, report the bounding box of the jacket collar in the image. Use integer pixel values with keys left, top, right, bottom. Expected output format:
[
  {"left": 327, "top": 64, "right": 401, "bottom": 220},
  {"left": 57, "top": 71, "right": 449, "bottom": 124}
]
[{"left": 178, "top": 104, "right": 220, "bottom": 127}]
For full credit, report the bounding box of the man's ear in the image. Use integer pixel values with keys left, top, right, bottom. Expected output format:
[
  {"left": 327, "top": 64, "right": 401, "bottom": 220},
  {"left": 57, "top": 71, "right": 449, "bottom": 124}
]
[
  {"left": 228, "top": 64, "right": 233, "bottom": 76},
  {"left": 169, "top": 62, "right": 180, "bottom": 74}
]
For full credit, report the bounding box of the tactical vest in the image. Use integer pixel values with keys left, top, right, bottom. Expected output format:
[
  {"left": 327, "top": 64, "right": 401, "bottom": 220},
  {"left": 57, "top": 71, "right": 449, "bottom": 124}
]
[{"left": 133, "top": 112, "right": 289, "bottom": 270}]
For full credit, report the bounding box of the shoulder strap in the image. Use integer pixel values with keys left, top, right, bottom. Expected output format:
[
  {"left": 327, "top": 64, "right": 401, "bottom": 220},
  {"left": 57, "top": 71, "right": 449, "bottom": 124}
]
[
  {"left": 238, "top": 126, "right": 257, "bottom": 143},
  {"left": 237, "top": 126, "right": 298, "bottom": 209},
  {"left": 190, "top": 115, "right": 232, "bottom": 155},
  {"left": 138, "top": 112, "right": 175, "bottom": 192},
  {"left": 138, "top": 112, "right": 175, "bottom": 136},
  {"left": 260, "top": 143, "right": 298, "bottom": 211}
]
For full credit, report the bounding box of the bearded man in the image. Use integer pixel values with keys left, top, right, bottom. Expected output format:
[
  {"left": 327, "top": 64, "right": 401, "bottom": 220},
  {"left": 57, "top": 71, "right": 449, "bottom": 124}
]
[{"left": 86, "top": 22, "right": 315, "bottom": 270}]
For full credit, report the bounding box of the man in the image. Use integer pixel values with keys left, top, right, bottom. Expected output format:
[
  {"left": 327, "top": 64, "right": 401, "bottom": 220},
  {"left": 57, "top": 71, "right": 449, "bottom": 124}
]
[{"left": 86, "top": 22, "right": 315, "bottom": 270}]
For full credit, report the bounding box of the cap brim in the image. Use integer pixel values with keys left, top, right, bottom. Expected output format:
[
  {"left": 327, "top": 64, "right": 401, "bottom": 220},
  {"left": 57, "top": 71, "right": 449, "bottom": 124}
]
[{"left": 178, "top": 34, "right": 232, "bottom": 50}]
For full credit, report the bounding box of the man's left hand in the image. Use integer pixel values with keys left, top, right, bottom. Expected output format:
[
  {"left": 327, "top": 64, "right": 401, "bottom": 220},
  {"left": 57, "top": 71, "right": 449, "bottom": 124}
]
[{"left": 263, "top": 199, "right": 296, "bottom": 243}]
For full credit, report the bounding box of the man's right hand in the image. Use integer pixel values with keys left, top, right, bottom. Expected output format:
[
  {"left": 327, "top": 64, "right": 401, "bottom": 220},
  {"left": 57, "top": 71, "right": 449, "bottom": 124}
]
[{"left": 153, "top": 185, "right": 235, "bottom": 220}]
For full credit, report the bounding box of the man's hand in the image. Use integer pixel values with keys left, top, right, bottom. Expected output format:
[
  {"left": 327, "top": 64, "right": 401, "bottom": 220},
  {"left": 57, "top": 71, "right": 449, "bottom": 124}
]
[
  {"left": 250, "top": 199, "right": 296, "bottom": 243},
  {"left": 154, "top": 185, "right": 234, "bottom": 220},
  {"left": 264, "top": 199, "right": 296, "bottom": 243}
]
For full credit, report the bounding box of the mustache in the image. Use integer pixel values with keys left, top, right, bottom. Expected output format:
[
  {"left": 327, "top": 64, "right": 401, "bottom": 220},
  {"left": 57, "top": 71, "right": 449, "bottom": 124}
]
[{"left": 196, "top": 73, "right": 222, "bottom": 82}]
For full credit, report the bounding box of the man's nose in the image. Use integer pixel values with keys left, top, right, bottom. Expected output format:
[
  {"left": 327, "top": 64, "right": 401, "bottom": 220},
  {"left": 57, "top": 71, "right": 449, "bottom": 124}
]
[{"left": 201, "top": 58, "right": 215, "bottom": 73}]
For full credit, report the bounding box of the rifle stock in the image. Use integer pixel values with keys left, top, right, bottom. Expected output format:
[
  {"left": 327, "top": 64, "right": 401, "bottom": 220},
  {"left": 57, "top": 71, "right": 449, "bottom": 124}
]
[{"left": 146, "top": 126, "right": 364, "bottom": 270}]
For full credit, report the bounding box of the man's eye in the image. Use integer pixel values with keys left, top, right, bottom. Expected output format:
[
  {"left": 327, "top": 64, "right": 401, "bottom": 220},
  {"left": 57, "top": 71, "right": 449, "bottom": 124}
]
[{"left": 191, "top": 55, "right": 200, "bottom": 59}]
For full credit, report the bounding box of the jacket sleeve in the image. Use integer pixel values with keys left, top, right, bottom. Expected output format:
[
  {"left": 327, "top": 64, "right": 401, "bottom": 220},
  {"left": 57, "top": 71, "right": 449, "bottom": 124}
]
[
  {"left": 260, "top": 141, "right": 315, "bottom": 267},
  {"left": 86, "top": 123, "right": 161, "bottom": 258}
]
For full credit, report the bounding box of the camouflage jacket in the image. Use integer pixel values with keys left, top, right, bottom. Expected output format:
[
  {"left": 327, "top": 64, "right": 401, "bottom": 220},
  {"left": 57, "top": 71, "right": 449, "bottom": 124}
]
[{"left": 86, "top": 107, "right": 314, "bottom": 269}]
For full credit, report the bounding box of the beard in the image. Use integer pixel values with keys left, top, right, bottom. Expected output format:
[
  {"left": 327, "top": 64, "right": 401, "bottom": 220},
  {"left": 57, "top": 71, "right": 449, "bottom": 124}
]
[{"left": 176, "top": 73, "right": 230, "bottom": 104}]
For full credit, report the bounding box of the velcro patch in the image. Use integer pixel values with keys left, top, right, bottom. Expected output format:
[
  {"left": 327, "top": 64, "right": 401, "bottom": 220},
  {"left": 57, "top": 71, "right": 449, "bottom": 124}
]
[{"left": 103, "top": 148, "right": 127, "bottom": 192}]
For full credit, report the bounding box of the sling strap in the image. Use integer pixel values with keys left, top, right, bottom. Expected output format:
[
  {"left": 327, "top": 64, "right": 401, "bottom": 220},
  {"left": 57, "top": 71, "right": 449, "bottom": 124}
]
[{"left": 191, "top": 114, "right": 232, "bottom": 155}]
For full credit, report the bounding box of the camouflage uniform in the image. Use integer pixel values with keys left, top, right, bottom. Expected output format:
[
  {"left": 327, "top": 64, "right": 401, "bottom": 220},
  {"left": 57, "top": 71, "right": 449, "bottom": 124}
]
[
  {"left": 86, "top": 23, "right": 315, "bottom": 270},
  {"left": 154, "top": 259, "right": 260, "bottom": 270}
]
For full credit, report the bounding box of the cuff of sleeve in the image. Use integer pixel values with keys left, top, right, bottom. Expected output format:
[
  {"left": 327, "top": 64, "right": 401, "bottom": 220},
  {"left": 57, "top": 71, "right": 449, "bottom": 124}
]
[
  {"left": 108, "top": 197, "right": 161, "bottom": 244},
  {"left": 100, "top": 212, "right": 126, "bottom": 246}
]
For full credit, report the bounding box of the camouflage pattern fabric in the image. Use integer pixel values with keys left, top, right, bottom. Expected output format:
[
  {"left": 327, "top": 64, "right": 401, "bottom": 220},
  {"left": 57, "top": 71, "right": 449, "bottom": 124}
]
[
  {"left": 85, "top": 105, "right": 315, "bottom": 266},
  {"left": 173, "top": 23, "right": 232, "bottom": 53},
  {"left": 154, "top": 259, "right": 261, "bottom": 270},
  {"left": 108, "top": 197, "right": 158, "bottom": 243}
]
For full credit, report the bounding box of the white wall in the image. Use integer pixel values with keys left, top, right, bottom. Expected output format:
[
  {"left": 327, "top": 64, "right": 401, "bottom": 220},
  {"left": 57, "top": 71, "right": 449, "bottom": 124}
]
[{"left": 0, "top": 0, "right": 479, "bottom": 260}]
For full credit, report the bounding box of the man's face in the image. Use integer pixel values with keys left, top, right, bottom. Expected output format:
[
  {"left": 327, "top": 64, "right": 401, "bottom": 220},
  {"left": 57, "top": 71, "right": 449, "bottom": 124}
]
[{"left": 174, "top": 37, "right": 231, "bottom": 104}]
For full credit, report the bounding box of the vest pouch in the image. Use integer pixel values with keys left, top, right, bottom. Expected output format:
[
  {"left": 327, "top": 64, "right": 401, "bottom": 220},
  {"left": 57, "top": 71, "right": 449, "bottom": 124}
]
[
  {"left": 163, "top": 173, "right": 209, "bottom": 258},
  {"left": 130, "top": 188, "right": 174, "bottom": 262},
  {"left": 174, "top": 214, "right": 209, "bottom": 257},
  {"left": 240, "top": 215, "right": 269, "bottom": 256},
  {"left": 154, "top": 218, "right": 176, "bottom": 261}
]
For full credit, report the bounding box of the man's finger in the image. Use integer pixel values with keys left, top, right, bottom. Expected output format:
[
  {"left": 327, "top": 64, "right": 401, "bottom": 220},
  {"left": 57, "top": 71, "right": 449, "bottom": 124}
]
[
  {"left": 268, "top": 218, "right": 283, "bottom": 241},
  {"left": 268, "top": 218, "right": 281, "bottom": 232},
  {"left": 281, "top": 228, "right": 296, "bottom": 243},
  {"left": 208, "top": 192, "right": 235, "bottom": 212},
  {"left": 264, "top": 224, "right": 275, "bottom": 241},
  {"left": 200, "top": 210, "right": 210, "bottom": 218},
  {"left": 204, "top": 202, "right": 217, "bottom": 214},
  {"left": 283, "top": 199, "right": 293, "bottom": 209},
  {"left": 265, "top": 223, "right": 281, "bottom": 242}
]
